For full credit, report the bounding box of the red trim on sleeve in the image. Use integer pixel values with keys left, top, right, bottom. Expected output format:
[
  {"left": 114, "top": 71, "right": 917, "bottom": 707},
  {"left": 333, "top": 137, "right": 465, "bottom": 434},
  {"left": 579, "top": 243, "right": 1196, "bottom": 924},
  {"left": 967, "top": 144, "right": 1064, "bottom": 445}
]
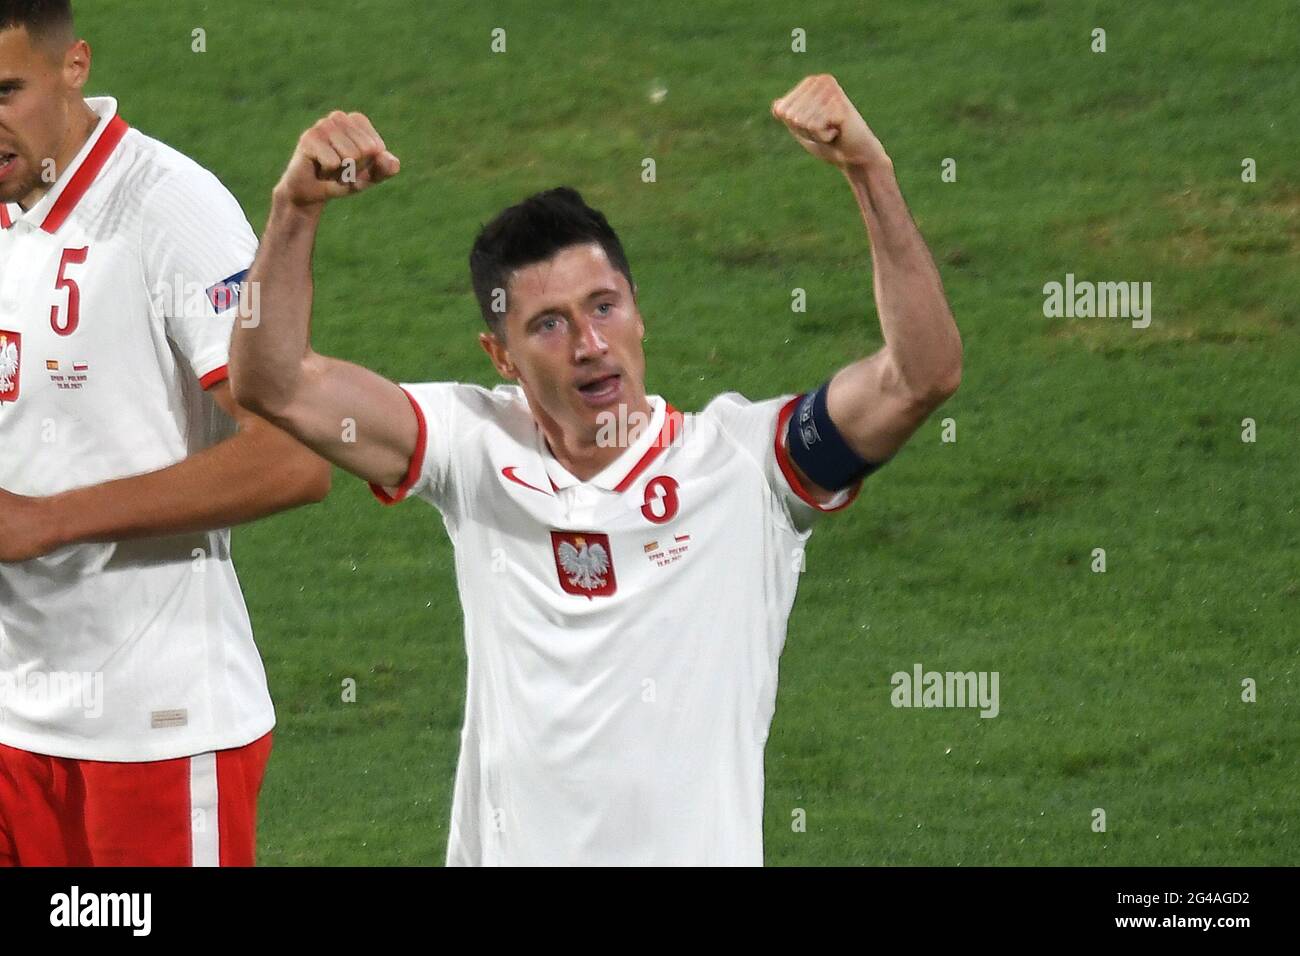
[
  {"left": 369, "top": 386, "right": 428, "bottom": 505},
  {"left": 199, "top": 365, "right": 229, "bottom": 390},
  {"left": 613, "top": 403, "right": 683, "bottom": 493},
  {"left": 41, "top": 115, "right": 130, "bottom": 234},
  {"left": 773, "top": 396, "right": 863, "bottom": 513}
]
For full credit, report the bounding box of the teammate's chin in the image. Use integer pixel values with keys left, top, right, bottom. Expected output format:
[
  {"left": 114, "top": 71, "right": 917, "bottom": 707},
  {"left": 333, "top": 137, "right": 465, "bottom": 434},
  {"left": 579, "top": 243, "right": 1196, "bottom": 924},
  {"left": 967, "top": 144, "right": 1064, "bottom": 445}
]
[
  {"left": 575, "top": 372, "right": 623, "bottom": 409},
  {"left": 0, "top": 151, "right": 31, "bottom": 196}
]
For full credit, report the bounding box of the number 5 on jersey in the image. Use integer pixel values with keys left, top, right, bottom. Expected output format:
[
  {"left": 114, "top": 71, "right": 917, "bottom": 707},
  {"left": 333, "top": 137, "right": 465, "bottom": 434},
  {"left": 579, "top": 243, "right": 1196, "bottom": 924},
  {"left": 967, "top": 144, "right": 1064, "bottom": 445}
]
[{"left": 51, "top": 247, "right": 89, "bottom": 336}]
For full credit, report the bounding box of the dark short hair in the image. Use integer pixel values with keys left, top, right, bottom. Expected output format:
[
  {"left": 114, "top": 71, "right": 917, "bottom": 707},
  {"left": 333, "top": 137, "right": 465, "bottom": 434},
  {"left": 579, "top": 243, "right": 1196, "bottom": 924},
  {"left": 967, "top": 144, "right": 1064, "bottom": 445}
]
[
  {"left": 0, "top": 0, "right": 75, "bottom": 46},
  {"left": 469, "top": 186, "right": 634, "bottom": 338}
]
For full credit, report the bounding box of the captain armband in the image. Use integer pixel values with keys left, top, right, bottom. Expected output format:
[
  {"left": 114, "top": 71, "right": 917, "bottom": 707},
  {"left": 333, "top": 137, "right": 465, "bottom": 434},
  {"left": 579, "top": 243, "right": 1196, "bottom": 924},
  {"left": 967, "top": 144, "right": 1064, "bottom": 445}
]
[{"left": 786, "top": 381, "right": 889, "bottom": 491}]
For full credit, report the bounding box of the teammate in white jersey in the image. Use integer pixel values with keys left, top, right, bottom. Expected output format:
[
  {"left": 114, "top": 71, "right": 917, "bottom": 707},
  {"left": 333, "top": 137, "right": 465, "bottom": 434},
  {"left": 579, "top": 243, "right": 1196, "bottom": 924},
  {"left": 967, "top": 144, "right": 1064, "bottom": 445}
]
[
  {"left": 0, "top": 1, "right": 330, "bottom": 865},
  {"left": 231, "top": 75, "right": 962, "bottom": 865}
]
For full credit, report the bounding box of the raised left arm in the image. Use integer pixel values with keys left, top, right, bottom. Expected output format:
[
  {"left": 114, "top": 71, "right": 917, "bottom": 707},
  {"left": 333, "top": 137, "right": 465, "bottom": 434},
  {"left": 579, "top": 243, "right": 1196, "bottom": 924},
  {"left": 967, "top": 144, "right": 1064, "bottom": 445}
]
[
  {"left": 772, "top": 75, "right": 962, "bottom": 498},
  {"left": 0, "top": 381, "right": 331, "bottom": 561}
]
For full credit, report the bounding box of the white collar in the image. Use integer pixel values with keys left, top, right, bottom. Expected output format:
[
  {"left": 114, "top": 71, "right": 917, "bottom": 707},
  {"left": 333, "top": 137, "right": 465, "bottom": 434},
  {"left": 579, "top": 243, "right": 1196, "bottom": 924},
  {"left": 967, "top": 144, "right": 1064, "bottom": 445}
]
[
  {"left": 2, "top": 96, "right": 124, "bottom": 234},
  {"left": 538, "top": 394, "right": 676, "bottom": 492}
]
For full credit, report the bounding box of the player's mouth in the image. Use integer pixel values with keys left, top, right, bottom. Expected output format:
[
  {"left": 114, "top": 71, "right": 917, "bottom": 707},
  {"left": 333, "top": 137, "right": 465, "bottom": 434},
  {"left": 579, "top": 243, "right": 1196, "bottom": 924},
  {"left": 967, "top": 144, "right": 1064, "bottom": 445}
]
[
  {"left": 0, "top": 153, "right": 17, "bottom": 182},
  {"left": 575, "top": 372, "right": 622, "bottom": 406}
]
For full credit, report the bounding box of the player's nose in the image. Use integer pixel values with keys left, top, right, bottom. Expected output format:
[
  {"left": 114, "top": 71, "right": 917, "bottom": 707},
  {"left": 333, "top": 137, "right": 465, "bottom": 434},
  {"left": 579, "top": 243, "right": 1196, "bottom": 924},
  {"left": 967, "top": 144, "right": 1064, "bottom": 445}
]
[{"left": 572, "top": 315, "right": 609, "bottom": 359}]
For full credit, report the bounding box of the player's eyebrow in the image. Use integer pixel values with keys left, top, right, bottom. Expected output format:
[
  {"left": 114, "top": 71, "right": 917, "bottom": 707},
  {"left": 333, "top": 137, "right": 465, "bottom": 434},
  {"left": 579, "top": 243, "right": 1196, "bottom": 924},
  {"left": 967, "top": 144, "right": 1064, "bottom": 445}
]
[
  {"left": 0, "top": 77, "right": 25, "bottom": 89},
  {"left": 523, "top": 287, "right": 620, "bottom": 327}
]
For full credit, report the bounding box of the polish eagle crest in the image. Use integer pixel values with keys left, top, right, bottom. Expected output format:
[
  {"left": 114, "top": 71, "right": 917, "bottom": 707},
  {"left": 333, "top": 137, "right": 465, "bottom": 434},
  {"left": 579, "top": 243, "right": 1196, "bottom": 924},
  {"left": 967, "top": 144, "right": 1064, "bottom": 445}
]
[
  {"left": 557, "top": 537, "right": 610, "bottom": 591},
  {"left": 0, "top": 334, "right": 18, "bottom": 397}
]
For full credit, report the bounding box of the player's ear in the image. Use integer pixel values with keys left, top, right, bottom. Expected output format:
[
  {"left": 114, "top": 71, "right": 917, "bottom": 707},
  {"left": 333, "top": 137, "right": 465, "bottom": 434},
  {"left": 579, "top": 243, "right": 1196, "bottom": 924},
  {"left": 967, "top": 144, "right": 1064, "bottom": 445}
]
[
  {"left": 61, "top": 39, "right": 92, "bottom": 90},
  {"left": 478, "top": 330, "right": 518, "bottom": 380}
]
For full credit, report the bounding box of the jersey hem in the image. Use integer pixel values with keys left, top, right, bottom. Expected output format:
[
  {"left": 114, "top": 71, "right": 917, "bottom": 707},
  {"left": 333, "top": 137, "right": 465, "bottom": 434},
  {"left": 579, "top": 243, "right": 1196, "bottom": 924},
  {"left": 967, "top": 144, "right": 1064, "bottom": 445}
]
[{"left": 0, "top": 713, "right": 276, "bottom": 764}]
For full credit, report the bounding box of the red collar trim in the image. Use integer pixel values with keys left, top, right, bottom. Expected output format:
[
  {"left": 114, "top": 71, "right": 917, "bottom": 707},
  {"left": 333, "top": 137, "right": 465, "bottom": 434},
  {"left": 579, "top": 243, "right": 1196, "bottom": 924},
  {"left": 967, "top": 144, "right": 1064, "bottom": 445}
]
[
  {"left": 613, "top": 402, "right": 682, "bottom": 492},
  {"left": 40, "top": 114, "right": 130, "bottom": 234}
]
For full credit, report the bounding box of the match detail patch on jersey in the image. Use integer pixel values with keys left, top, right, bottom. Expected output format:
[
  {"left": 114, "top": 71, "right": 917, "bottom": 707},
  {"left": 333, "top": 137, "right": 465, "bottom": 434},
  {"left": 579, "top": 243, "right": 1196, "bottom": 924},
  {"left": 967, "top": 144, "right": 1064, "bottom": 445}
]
[
  {"left": 551, "top": 530, "right": 617, "bottom": 598},
  {"left": 644, "top": 532, "right": 692, "bottom": 568},
  {"left": 46, "top": 358, "right": 91, "bottom": 391},
  {"left": 0, "top": 330, "right": 21, "bottom": 403}
]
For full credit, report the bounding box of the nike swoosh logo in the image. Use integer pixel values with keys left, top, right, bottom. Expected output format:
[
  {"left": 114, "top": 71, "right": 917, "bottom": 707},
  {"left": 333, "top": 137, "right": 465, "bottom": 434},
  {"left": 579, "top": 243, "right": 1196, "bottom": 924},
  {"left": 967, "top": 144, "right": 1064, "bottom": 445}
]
[{"left": 501, "top": 466, "right": 553, "bottom": 496}]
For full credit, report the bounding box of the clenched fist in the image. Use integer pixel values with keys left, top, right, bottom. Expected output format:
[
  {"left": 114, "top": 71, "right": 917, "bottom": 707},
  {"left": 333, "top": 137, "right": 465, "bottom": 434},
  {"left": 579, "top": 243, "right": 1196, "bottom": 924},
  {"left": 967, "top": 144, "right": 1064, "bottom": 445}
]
[
  {"left": 274, "top": 111, "right": 401, "bottom": 208},
  {"left": 771, "top": 75, "right": 890, "bottom": 172}
]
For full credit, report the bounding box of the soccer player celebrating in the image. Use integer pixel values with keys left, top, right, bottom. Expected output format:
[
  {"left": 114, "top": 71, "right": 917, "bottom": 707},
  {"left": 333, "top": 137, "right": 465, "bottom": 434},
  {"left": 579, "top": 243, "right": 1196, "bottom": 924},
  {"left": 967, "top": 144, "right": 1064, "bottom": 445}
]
[
  {"left": 0, "top": 1, "right": 330, "bottom": 865},
  {"left": 231, "top": 74, "right": 961, "bottom": 865}
]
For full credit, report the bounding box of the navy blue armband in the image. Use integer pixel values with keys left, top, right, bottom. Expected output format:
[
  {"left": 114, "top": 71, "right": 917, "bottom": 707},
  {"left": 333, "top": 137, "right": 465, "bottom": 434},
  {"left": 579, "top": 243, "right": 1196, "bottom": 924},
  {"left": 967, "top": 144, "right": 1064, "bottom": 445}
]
[{"left": 786, "top": 382, "right": 887, "bottom": 491}]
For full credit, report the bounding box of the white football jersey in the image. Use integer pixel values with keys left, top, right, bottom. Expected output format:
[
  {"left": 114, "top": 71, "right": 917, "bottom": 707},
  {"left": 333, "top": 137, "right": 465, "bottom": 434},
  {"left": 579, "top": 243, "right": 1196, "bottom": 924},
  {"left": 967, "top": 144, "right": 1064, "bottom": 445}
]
[
  {"left": 0, "top": 97, "right": 273, "bottom": 761},
  {"left": 372, "top": 382, "right": 861, "bottom": 865}
]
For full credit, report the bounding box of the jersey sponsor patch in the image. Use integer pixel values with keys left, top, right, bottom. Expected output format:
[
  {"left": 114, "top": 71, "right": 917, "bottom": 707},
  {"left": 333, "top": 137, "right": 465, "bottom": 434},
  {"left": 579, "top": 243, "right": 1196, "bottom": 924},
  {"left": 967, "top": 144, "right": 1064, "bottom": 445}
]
[
  {"left": 0, "top": 330, "right": 21, "bottom": 402},
  {"left": 205, "top": 268, "right": 249, "bottom": 313},
  {"left": 551, "top": 530, "right": 617, "bottom": 598}
]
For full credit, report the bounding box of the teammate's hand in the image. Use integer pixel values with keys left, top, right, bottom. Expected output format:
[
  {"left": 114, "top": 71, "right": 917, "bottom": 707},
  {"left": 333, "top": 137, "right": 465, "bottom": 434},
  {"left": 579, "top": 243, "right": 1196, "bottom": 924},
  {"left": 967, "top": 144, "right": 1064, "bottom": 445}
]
[
  {"left": 0, "top": 488, "right": 60, "bottom": 562},
  {"left": 274, "top": 111, "right": 401, "bottom": 208},
  {"left": 771, "top": 75, "right": 890, "bottom": 172}
]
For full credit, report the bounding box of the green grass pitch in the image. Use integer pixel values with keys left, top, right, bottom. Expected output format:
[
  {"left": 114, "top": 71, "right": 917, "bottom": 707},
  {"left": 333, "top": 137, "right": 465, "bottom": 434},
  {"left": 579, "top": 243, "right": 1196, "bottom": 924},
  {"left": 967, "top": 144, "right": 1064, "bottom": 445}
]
[{"left": 82, "top": 0, "right": 1297, "bottom": 864}]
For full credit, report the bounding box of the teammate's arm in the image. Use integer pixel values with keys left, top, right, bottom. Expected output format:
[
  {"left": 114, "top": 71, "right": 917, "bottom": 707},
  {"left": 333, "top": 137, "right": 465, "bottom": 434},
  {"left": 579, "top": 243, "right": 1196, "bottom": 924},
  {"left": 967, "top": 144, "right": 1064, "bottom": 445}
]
[
  {"left": 0, "top": 381, "right": 329, "bottom": 562},
  {"left": 771, "top": 75, "right": 962, "bottom": 500},
  {"left": 229, "top": 112, "right": 416, "bottom": 489}
]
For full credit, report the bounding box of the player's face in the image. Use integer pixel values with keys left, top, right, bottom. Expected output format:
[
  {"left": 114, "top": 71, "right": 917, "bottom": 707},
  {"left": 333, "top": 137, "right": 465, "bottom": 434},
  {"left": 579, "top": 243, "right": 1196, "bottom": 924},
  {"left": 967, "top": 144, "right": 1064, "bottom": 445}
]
[
  {"left": 0, "top": 28, "right": 87, "bottom": 206},
  {"left": 482, "top": 242, "right": 648, "bottom": 438}
]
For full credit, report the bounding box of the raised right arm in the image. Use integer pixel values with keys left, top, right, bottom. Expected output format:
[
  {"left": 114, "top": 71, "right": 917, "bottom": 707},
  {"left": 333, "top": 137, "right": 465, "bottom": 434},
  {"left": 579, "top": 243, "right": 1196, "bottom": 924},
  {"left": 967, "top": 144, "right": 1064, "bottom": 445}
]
[{"left": 229, "top": 112, "right": 415, "bottom": 488}]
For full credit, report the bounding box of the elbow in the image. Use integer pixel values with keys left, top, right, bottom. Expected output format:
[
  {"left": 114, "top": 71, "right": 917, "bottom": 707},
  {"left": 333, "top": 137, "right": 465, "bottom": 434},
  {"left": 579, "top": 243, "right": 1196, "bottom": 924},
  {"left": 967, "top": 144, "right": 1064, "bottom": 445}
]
[
  {"left": 927, "top": 337, "right": 964, "bottom": 405},
  {"left": 228, "top": 367, "right": 271, "bottom": 418},
  {"left": 294, "top": 457, "right": 333, "bottom": 505},
  {"left": 305, "top": 466, "right": 333, "bottom": 504},
  {"left": 933, "top": 359, "right": 962, "bottom": 403},
  {"left": 907, "top": 358, "right": 962, "bottom": 411},
  {"left": 230, "top": 364, "right": 297, "bottom": 429},
  {"left": 888, "top": 334, "right": 962, "bottom": 412}
]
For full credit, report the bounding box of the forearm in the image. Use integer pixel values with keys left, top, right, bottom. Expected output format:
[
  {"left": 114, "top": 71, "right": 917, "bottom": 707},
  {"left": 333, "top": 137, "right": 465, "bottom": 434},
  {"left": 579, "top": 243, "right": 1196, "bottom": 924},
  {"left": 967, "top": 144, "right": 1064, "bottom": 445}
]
[
  {"left": 225, "top": 112, "right": 428, "bottom": 488},
  {"left": 226, "top": 189, "right": 418, "bottom": 486},
  {"left": 844, "top": 163, "right": 962, "bottom": 399},
  {"left": 46, "top": 422, "right": 327, "bottom": 547},
  {"left": 229, "top": 193, "right": 324, "bottom": 417}
]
